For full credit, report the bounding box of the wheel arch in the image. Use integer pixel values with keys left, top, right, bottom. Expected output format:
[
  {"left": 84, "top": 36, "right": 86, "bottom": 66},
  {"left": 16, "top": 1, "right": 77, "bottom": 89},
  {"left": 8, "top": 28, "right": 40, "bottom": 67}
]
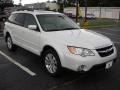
[
  {"left": 41, "top": 45, "right": 59, "bottom": 57},
  {"left": 41, "top": 45, "right": 64, "bottom": 66}
]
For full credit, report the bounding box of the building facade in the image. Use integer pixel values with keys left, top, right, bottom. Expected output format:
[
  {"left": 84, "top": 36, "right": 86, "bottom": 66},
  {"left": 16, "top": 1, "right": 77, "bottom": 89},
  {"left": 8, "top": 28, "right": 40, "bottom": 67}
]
[
  {"left": 64, "top": 7, "right": 120, "bottom": 19},
  {"left": 24, "top": 2, "right": 59, "bottom": 11}
]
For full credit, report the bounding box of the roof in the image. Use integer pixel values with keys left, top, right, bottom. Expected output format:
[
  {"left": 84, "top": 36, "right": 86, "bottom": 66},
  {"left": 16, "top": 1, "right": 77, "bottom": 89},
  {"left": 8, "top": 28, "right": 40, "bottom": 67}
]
[{"left": 12, "top": 10, "right": 61, "bottom": 15}]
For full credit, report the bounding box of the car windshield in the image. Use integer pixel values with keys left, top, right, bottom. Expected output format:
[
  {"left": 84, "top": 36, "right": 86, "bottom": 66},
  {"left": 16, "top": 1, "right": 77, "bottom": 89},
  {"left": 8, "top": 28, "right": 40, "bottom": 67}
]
[{"left": 36, "top": 14, "right": 80, "bottom": 31}]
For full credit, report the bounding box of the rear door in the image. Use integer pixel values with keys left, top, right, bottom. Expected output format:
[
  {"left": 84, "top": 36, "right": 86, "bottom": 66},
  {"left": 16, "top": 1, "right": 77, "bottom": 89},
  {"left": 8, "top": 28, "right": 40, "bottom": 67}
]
[{"left": 7, "top": 13, "right": 25, "bottom": 46}]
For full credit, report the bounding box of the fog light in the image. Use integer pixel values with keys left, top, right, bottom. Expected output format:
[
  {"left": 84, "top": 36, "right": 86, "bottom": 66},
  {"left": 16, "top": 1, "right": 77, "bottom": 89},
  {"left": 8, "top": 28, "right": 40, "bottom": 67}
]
[{"left": 77, "top": 65, "right": 87, "bottom": 71}]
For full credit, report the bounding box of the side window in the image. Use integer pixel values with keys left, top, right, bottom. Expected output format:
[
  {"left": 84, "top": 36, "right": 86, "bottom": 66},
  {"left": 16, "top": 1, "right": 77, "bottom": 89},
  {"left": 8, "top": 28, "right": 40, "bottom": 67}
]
[
  {"left": 14, "top": 13, "right": 25, "bottom": 26},
  {"left": 24, "top": 14, "right": 37, "bottom": 28}
]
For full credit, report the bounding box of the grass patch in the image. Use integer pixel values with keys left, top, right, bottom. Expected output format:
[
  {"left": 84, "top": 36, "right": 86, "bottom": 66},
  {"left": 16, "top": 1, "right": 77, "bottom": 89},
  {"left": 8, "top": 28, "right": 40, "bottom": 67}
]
[{"left": 76, "top": 18, "right": 120, "bottom": 29}]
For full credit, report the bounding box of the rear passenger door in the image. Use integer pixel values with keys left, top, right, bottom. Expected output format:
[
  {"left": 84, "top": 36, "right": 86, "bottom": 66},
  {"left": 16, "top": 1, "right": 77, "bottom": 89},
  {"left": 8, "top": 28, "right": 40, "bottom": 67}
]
[
  {"left": 23, "top": 13, "right": 41, "bottom": 55},
  {"left": 8, "top": 13, "right": 25, "bottom": 45}
]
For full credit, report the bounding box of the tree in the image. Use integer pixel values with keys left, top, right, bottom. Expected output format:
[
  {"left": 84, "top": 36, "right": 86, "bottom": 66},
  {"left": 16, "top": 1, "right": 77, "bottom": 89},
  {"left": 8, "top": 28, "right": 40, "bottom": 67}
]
[
  {"left": 57, "top": 0, "right": 120, "bottom": 7},
  {"left": 0, "top": 0, "right": 14, "bottom": 12}
]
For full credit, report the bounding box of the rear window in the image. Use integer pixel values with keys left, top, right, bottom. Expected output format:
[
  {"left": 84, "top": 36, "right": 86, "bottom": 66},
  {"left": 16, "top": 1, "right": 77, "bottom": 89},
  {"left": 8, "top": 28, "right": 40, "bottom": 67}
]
[
  {"left": 9, "top": 13, "right": 17, "bottom": 23},
  {"left": 9, "top": 13, "right": 25, "bottom": 26}
]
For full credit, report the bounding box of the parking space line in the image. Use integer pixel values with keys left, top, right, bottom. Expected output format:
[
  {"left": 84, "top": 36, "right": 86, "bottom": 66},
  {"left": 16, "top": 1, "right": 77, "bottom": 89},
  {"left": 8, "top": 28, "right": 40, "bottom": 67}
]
[{"left": 0, "top": 50, "right": 36, "bottom": 76}]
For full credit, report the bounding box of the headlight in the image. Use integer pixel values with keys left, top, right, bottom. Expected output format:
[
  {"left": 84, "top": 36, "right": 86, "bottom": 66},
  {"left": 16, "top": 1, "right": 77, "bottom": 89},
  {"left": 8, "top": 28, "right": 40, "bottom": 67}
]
[{"left": 67, "top": 46, "right": 95, "bottom": 57}]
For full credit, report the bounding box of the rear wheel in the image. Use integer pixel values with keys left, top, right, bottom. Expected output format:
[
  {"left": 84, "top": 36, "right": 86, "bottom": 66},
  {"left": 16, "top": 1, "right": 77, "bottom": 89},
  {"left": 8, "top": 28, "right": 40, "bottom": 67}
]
[
  {"left": 6, "top": 35, "right": 17, "bottom": 51},
  {"left": 42, "top": 49, "right": 62, "bottom": 77}
]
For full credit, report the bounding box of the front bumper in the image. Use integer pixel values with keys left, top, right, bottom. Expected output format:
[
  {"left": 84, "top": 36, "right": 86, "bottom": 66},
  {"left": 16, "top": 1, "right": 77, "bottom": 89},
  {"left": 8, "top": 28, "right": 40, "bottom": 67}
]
[
  {"left": 89, "top": 58, "right": 117, "bottom": 72},
  {"left": 62, "top": 47, "right": 117, "bottom": 72}
]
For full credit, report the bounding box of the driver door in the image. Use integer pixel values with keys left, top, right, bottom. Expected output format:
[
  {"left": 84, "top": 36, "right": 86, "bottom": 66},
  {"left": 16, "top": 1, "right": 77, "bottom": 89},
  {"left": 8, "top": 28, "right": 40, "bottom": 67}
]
[{"left": 23, "top": 13, "right": 41, "bottom": 55}]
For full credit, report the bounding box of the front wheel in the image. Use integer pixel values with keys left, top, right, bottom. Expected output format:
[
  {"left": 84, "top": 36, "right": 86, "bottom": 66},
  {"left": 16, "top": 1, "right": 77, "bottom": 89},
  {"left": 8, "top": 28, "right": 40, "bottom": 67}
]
[
  {"left": 42, "top": 49, "right": 62, "bottom": 77},
  {"left": 6, "top": 35, "right": 17, "bottom": 51}
]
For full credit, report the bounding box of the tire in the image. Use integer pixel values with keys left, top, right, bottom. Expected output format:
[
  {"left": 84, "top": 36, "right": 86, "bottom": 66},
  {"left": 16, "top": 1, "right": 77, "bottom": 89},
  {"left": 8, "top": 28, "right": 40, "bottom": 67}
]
[
  {"left": 6, "top": 35, "right": 17, "bottom": 51},
  {"left": 42, "top": 49, "right": 62, "bottom": 77}
]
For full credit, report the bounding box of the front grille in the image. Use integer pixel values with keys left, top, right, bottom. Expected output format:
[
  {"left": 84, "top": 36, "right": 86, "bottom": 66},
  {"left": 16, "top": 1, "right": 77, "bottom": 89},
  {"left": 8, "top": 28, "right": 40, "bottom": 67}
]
[{"left": 96, "top": 45, "right": 114, "bottom": 57}]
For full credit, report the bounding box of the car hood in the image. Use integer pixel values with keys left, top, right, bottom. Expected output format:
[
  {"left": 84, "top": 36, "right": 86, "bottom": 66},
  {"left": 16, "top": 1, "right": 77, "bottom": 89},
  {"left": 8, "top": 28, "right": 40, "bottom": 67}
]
[{"left": 44, "top": 29, "right": 112, "bottom": 49}]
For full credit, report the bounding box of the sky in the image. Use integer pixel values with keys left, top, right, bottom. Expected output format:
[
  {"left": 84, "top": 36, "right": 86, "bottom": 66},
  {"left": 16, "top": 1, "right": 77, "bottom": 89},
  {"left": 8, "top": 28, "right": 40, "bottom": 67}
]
[{"left": 13, "top": 0, "right": 52, "bottom": 5}]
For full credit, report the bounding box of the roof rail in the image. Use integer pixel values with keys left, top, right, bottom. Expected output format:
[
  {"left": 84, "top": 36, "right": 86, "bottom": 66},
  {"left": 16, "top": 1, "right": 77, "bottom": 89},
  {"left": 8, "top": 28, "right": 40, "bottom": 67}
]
[
  {"left": 16, "top": 7, "right": 44, "bottom": 11},
  {"left": 16, "top": 8, "right": 34, "bottom": 11}
]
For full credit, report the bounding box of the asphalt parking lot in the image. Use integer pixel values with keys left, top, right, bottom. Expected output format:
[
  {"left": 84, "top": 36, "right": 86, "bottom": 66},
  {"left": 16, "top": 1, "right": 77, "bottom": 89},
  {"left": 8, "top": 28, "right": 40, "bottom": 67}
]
[{"left": 0, "top": 26, "right": 120, "bottom": 90}]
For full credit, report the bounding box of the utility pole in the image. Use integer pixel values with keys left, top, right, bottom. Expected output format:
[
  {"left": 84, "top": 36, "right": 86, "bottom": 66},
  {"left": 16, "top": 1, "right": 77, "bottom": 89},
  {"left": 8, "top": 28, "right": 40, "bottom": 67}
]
[
  {"left": 59, "top": 0, "right": 64, "bottom": 13},
  {"left": 119, "top": 11, "right": 120, "bottom": 20},
  {"left": 76, "top": 0, "right": 79, "bottom": 23},
  {"left": 84, "top": 0, "right": 87, "bottom": 22},
  {"left": 19, "top": 0, "right": 22, "bottom": 6},
  {"left": 99, "top": 6, "right": 101, "bottom": 18},
  {"left": 81, "top": 0, "right": 88, "bottom": 28},
  {"left": 99, "top": 2, "right": 102, "bottom": 18}
]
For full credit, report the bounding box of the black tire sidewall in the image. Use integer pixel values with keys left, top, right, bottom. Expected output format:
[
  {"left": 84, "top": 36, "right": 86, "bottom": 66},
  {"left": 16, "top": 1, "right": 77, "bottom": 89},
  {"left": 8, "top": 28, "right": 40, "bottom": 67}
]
[
  {"left": 7, "top": 36, "right": 12, "bottom": 50},
  {"left": 42, "top": 49, "right": 62, "bottom": 77},
  {"left": 6, "top": 35, "right": 17, "bottom": 51}
]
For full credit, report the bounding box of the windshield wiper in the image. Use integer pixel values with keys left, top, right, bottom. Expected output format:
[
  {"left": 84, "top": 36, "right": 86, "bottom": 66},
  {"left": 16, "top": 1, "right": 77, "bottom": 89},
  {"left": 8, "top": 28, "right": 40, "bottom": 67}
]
[
  {"left": 45, "top": 28, "right": 80, "bottom": 32},
  {"left": 61, "top": 28, "right": 79, "bottom": 30}
]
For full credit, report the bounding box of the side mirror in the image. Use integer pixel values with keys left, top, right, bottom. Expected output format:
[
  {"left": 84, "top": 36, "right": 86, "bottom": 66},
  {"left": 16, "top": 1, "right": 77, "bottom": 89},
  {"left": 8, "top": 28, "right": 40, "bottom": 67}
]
[{"left": 28, "top": 25, "right": 37, "bottom": 30}]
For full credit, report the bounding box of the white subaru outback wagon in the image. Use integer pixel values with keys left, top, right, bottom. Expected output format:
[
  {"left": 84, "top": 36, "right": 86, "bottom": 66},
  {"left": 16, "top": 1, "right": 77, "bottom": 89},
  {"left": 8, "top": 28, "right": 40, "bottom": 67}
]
[{"left": 4, "top": 10, "right": 117, "bottom": 76}]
